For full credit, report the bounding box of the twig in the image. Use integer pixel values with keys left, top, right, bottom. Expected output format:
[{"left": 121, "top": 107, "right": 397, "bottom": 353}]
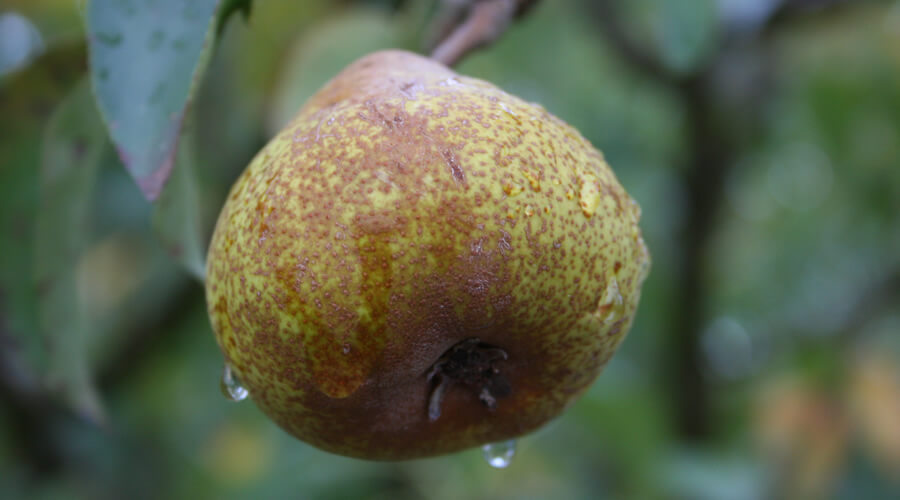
[
  {"left": 589, "top": 0, "right": 730, "bottom": 439},
  {"left": 764, "top": 0, "right": 856, "bottom": 33},
  {"left": 430, "top": 0, "right": 538, "bottom": 67}
]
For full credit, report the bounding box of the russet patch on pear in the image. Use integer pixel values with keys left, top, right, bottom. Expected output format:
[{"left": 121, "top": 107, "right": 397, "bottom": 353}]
[{"left": 205, "top": 50, "right": 650, "bottom": 460}]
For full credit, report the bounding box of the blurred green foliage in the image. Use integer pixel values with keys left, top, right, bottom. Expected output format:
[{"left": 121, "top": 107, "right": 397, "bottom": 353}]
[{"left": 1, "top": 0, "right": 899, "bottom": 499}]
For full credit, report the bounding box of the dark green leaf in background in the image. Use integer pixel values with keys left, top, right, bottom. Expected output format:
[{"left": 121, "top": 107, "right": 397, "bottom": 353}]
[
  {"left": 86, "top": 0, "right": 221, "bottom": 200},
  {"left": 0, "top": 41, "right": 86, "bottom": 400},
  {"left": 35, "top": 78, "right": 108, "bottom": 423}
]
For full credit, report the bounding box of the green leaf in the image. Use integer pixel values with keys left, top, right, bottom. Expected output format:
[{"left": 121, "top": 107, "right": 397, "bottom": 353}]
[
  {"left": 0, "top": 41, "right": 86, "bottom": 395},
  {"left": 152, "top": 120, "right": 207, "bottom": 282},
  {"left": 35, "top": 78, "right": 108, "bottom": 423},
  {"left": 86, "top": 0, "right": 221, "bottom": 200}
]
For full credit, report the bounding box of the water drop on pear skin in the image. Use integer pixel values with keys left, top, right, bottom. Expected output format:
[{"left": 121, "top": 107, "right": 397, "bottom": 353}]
[
  {"left": 482, "top": 440, "right": 516, "bottom": 468},
  {"left": 221, "top": 363, "right": 248, "bottom": 402},
  {"left": 597, "top": 277, "right": 626, "bottom": 325}
]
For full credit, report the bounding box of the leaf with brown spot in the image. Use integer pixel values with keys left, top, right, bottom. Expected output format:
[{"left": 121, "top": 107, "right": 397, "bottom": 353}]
[{"left": 86, "top": 0, "right": 221, "bottom": 200}]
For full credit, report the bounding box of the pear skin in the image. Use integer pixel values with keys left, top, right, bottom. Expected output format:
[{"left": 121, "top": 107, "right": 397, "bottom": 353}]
[{"left": 205, "top": 50, "right": 650, "bottom": 460}]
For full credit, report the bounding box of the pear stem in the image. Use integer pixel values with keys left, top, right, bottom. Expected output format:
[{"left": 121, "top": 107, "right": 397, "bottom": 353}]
[{"left": 430, "top": 0, "right": 538, "bottom": 67}]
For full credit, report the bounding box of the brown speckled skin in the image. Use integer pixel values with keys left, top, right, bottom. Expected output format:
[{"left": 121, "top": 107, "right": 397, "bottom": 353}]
[{"left": 205, "top": 51, "right": 650, "bottom": 460}]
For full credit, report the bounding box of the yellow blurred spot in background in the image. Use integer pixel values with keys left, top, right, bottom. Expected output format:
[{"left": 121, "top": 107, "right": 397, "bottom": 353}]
[
  {"left": 850, "top": 349, "right": 900, "bottom": 480},
  {"left": 203, "top": 422, "right": 273, "bottom": 485}
]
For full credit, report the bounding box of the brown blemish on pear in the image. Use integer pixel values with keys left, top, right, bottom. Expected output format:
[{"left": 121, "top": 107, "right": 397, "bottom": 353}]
[{"left": 205, "top": 51, "right": 650, "bottom": 460}]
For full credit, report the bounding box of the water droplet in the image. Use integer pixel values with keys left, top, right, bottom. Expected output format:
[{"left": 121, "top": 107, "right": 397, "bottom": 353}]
[
  {"left": 521, "top": 169, "right": 541, "bottom": 192},
  {"left": 498, "top": 102, "right": 517, "bottom": 117},
  {"left": 578, "top": 174, "right": 601, "bottom": 218},
  {"left": 482, "top": 440, "right": 516, "bottom": 468},
  {"left": 629, "top": 197, "right": 642, "bottom": 221},
  {"left": 503, "top": 183, "right": 523, "bottom": 197},
  {"left": 221, "top": 363, "right": 248, "bottom": 402},
  {"left": 639, "top": 253, "right": 651, "bottom": 281},
  {"left": 597, "top": 277, "right": 625, "bottom": 326},
  {"left": 375, "top": 170, "right": 396, "bottom": 188}
]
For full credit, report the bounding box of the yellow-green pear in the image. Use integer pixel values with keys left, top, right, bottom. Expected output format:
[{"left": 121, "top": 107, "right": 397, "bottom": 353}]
[{"left": 206, "top": 50, "right": 650, "bottom": 460}]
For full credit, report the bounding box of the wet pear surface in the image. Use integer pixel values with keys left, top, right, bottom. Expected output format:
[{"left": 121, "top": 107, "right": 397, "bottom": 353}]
[{"left": 205, "top": 51, "right": 650, "bottom": 460}]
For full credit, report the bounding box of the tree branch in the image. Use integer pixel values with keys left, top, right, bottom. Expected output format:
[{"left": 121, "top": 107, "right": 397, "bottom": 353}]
[
  {"left": 763, "top": 0, "right": 857, "bottom": 35},
  {"left": 430, "top": 0, "right": 539, "bottom": 67}
]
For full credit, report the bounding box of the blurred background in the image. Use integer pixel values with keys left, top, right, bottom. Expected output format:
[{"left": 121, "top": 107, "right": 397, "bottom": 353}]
[{"left": 1, "top": 0, "right": 899, "bottom": 498}]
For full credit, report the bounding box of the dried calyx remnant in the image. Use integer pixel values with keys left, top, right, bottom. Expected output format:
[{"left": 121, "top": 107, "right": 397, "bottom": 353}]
[{"left": 426, "top": 338, "right": 511, "bottom": 421}]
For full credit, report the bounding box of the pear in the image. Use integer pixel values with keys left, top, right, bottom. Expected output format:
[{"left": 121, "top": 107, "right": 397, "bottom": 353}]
[{"left": 205, "top": 50, "right": 650, "bottom": 460}]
